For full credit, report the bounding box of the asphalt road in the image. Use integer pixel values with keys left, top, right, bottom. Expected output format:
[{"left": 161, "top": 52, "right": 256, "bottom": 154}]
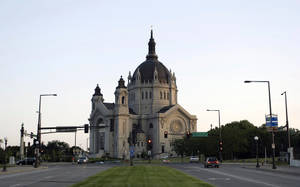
[
  {"left": 1, "top": 162, "right": 299, "bottom": 187},
  {"left": 170, "top": 163, "right": 300, "bottom": 187},
  {"left": 0, "top": 163, "right": 113, "bottom": 187}
]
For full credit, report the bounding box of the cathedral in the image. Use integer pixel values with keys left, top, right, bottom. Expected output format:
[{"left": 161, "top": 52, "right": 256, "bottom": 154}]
[{"left": 89, "top": 31, "right": 197, "bottom": 159}]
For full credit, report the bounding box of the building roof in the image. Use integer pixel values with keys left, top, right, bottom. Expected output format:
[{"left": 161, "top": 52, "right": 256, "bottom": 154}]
[
  {"left": 104, "top": 102, "right": 114, "bottom": 110},
  {"left": 157, "top": 105, "right": 175, "bottom": 113},
  {"left": 129, "top": 108, "right": 137, "bottom": 115}
]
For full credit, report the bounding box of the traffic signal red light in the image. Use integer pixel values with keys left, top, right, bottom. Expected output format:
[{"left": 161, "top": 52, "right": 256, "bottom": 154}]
[
  {"left": 147, "top": 139, "right": 152, "bottom": 150},
  {"left": 186, "top": 132, "right": 192, "bottom": 139}
]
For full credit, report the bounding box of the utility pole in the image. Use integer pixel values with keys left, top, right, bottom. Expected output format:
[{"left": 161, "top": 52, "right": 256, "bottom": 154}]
[
  {"left": 281, "top": 91, "right": 291, "bottom": 164},
  {"left": 20, "top": 123, "right": 25, "bottom": 160},
  {"left": 35, "top": 94, "right": 57, "bottom": 168},
  {"left": 2, "top": 137, "right": 7, "bottom": 172},
  {"left": 244, "top": 80, "right": 276, "bottom": 169}
]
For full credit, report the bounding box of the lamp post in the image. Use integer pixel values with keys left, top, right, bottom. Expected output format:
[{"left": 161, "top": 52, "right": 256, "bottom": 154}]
[
  {"left": 281, "top": 91, "right": 291, "bottom": 164},
  {"left": 254, "top": 136, "right": 260, "bottom": 168},
  {"left": 207, "top": 109, "right": 222, "bottom": 162},
  {"left": 2, "top": 137, "right": 7, "bottom": 172},
  {"left": 244, "top": 80, "right": 276, "bottom": 169},
  {"left": 35, "top": 94, "right": 57, "bottom": 168}
]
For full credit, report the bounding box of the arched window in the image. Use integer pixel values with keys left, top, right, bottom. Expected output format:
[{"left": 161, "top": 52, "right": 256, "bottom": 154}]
[
  {"left": 160, "top": 91, "right": 162, "bottom": 99},
  {"left": 145, "top": 91, "right": 148, "bottom": 99},
  {"left": 142, "top": 92, "right": 144, "bottom": 99},
  {"left": 164, "top": 92, "right": 166, "bottom": 99},
  {"left": 121, "top": 96, "right": 125, "bottom": 104},
  {"left": 149, "top": 123, "right": 153, "bottom": 128}
]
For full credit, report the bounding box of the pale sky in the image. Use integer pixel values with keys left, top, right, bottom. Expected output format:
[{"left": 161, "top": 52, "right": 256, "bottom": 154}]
[{"left": 1, "top": 0, "right": 300, "bottom": 150}]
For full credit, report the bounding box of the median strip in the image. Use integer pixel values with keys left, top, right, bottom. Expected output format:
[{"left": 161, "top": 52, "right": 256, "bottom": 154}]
[{"left": 71, "top": 165, "right": 214, "bottom": 187}]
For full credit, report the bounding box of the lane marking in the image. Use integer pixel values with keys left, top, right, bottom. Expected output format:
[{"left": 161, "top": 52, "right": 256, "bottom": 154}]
[
  {"left": 189, "top": 166, "right": 280, "bottom": 187},
  {"left": 9, "top": 184, "right": 21, "bottom": 187},
  {"left": 44, "top": 176, "right": 54, "bottom": 179},
  {"left": 208, "top": 177, "right": 230, "bottom": 181}
]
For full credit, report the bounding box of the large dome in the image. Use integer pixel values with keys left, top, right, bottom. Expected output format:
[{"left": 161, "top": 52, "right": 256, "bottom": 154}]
[
  {"left": 132, "top": 58, "right": 170, "bottom": 83},
  {"left": 132, "top": 30, "right": 170, "bottom": 83}
]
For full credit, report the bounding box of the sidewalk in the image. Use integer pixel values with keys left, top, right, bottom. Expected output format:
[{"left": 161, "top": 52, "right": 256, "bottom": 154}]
[{"left": 0, "top": 165, "right": 48, "bottom": 175}]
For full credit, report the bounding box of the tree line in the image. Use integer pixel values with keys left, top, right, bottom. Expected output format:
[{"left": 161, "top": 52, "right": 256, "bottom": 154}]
[
  {"left": 0, "top": 140, "right": 83, "bottom": 164},
  {"left": 173, "top": 120, "right": 300, "bottom": 160}
]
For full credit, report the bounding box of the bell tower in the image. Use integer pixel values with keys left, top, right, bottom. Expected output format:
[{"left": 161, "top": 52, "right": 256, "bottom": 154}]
[{"left": 114, "top": 76, "right": 130, "bottom": 158}]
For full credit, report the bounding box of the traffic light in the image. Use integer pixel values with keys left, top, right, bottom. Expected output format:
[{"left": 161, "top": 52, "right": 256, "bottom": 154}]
[
  {"left": 147, "top": 139, "right": 152, "bottom": 150},
  {"left": 219, "top": 141, "right": 223, "bottom": 151},
  {"left": 30, "top": 132, "right": 34, "bottom": 139},
  {"left": 84, "top": 124, "right": 89, "bottom": 133},
  {"left": 186, "top": 131, "right": 192, "bottom": 139}
]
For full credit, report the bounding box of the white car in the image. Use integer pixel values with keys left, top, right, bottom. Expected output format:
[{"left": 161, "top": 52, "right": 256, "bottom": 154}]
[
  {"left": 190, "top": 156, "right": 199, "bottom": 163},
  {"left": 77, "top": 156, "right": 88, "bottom": 164}
]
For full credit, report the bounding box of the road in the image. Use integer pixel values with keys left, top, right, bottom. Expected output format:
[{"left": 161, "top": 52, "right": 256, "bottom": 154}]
[
  {"left": 170, "top": 163, "right": 300, "bottom": 187},
  {"left": 1, "top": 162, "right": 299, "bottom": 187},
  {"left": 0, "top": 163, "right": 113, "bottom": 187}
]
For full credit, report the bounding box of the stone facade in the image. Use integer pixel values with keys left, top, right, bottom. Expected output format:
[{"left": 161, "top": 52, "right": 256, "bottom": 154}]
[{"left": 89, "top": 31, "right": 197, "bottom": 159}]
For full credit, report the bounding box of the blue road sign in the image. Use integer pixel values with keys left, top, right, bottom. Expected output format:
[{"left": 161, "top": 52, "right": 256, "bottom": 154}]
[
  {"left": 130, "top": 146, "right": 134, "bottom": 157},
  {"left": 265, "top": 114, "right": 278, "bottom": 127}
]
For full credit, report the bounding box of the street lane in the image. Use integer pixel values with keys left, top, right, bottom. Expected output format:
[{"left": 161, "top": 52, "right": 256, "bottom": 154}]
[
  {"left": 0, "top": 164, "right": 113, "bottom": 187},
  {"left": 170, "top": 163, "right": 300, "bottom": 187}
]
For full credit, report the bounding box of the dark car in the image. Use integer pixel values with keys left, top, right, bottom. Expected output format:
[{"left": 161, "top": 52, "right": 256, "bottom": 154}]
[
  {"left": 16, "top": 157, "right": 36, "bottom": 165},
  {"left": 204, "top": 157, "right": 219, "bottom": 168}
]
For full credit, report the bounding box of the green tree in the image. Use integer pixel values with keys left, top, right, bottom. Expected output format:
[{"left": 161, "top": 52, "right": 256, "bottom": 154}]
[
  {"left": 45, "top": 140, "right": 70, "bottom": 162},
  {"left": 172, "top": 139, "right": 186, "bottom": 162}
]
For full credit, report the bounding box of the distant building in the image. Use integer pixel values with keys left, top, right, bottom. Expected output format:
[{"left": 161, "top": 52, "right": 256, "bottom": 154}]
[{"left": 89, "top": 30, "right": 197, "bottom": 159}]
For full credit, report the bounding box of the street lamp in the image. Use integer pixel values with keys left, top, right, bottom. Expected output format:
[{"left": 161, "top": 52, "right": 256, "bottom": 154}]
[
  {"left": 281, "top": 91, "right": 291, "bottom": 164},
  {"left": 207, "top": 109, "right": 222, "bottom": 162},
  {"left": 35, "top": 94, "right": 57, "bottom": 168},
  {"left": 254, "top": 136, "right": 260, "bottom": 168},
  {"left": 244, "top": 80, "right": 276, "bottom": 169},
  {"left": 2, "top": 137, "right": 7, "bottom": 172}
]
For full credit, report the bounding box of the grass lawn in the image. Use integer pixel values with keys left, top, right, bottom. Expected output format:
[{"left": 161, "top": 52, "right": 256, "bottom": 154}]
[{"left": 71, "top": 165, "right": 213, "bottom": 187}]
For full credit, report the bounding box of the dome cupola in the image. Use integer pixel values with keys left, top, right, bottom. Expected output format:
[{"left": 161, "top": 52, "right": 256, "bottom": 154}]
[
  {"left": 117, "top": 76, "right": 126, "bottom": 88},
  {"left": 93, "top": 84, "right": 103, "bottom": 96},
  {"left": 132, "top": 30, "right": 170, "bottom": 84}
]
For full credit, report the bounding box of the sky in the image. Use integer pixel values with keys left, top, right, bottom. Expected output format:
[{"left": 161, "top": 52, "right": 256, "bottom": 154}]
[{"left": 1, "top": 0, "right": 300, "bottom": 150}]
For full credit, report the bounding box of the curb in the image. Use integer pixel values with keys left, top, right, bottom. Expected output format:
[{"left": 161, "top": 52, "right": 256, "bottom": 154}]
[{"left": 241, "top": 165, "right": 300, "bottom": 176}]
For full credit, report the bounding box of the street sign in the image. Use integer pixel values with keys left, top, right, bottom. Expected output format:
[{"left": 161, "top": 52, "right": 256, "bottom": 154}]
[
  {"left": 56, "top": 126, "right": 77, "bottom": 132},
  {"left": 192, "top": 132, "right": 208, "bottom": 137},
  {"left": 265, "top": 114, "right": 278, "bottom": 131}
]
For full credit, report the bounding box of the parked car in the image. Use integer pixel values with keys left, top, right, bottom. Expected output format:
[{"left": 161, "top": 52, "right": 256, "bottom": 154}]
[
  {"left": 16, "top": 157, "right": 36, "bottom": 165},
  {"left": 204, "top": 157, "right": 219, "bottom": 168},
  {"left": 77, "top": 156, "right": 88, "bottom": 164},
  {"left": 190, "top": 156, "right": 199, "bottom": 163},
  {"left": 160, "top": 155, "right": 169, "bottom": 159}
]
